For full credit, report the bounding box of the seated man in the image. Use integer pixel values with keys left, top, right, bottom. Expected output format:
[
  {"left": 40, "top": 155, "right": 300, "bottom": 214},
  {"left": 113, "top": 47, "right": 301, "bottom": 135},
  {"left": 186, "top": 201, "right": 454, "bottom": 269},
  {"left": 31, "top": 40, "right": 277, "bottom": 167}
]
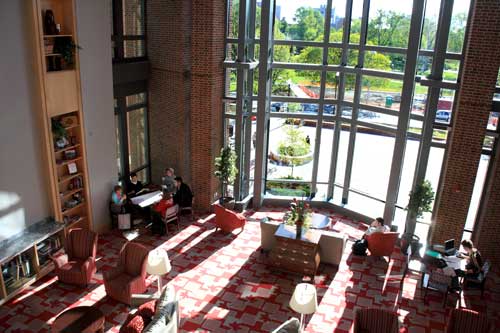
[
  {"left": 127, "top": 172, "right": 145, "bottom": 197},
  {"left": 162, "top": 168, "right": 176, "bottom": 194},
  {"left": 173, "top": 177, "right": 193, "bottom": 209},
  {"left": 352, "top": 217, "right": 388, "bottom": 256},
  {"left": 364, "top": 217, "right": 389, "bottom": 237}
]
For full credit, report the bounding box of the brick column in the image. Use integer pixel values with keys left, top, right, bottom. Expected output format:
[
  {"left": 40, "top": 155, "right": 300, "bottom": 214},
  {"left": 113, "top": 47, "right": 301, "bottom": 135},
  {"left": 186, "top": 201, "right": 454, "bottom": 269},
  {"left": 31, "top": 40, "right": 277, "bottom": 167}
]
[
  {"left": 190, "top": 0, "right": 225, "bottom": 210},
  {"left": 148, "top": 0, "right": 224, "bottom": 211},
  {"left": 430, "top": 0, "right": 500, "bottom": 244}
]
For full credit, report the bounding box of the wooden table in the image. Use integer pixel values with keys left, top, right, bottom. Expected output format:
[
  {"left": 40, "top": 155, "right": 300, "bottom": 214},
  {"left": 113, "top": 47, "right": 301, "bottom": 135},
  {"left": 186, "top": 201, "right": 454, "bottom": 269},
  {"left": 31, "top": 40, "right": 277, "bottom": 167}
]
[
  {"left": 52, "top": 306, "right": 105, "bottom": 333},
  {"left": 269, "top": 224, "right": 321, "bottom": 277}
]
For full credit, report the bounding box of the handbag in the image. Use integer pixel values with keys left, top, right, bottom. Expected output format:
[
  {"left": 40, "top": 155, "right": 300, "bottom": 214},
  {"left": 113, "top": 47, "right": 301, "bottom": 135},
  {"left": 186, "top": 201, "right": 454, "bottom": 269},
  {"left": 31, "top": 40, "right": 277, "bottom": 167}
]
[{"left": 118, "top": 213, "right": 131, "bottom": 230}]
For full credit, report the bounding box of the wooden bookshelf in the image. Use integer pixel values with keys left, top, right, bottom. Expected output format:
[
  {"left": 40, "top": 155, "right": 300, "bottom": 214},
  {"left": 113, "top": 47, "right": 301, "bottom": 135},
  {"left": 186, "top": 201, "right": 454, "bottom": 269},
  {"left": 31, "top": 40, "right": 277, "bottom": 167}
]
[{"left": 31, "top": 0, "right": 93, "bottom": 232}]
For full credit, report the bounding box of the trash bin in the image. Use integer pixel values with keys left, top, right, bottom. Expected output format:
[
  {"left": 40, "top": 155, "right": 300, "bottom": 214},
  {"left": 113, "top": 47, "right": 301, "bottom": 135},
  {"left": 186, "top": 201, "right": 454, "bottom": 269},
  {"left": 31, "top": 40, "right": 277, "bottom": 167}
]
[{"left": 385, "top": 96, "right": 393, "bottom": 108}]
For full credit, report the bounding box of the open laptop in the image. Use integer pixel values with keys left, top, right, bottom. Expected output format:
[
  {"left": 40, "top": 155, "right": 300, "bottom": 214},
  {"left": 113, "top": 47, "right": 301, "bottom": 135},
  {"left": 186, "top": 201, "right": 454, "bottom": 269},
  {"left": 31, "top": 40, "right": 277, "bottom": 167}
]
[{"left": 444, "top": 239, "right": 457, "bottom": 256}]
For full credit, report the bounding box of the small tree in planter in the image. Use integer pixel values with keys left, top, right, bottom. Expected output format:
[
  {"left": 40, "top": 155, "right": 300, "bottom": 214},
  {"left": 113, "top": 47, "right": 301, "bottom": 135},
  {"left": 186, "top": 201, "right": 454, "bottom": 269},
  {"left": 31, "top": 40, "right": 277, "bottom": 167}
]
[
  {"left": 214, "top": 146, "right": 238, "bottom": 208},
  {"left": 402, "top": 180, "right": 435, "bottom": 255}
]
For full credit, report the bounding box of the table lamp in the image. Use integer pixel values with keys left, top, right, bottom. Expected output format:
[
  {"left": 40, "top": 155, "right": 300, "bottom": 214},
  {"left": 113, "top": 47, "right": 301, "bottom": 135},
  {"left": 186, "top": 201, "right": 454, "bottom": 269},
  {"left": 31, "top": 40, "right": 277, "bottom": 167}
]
[
  {"left": 146, "top": 249, "right": 171, "bottom": 294},
  {"left": 289, "top": 283, "right": 318, "bottom": 332}
]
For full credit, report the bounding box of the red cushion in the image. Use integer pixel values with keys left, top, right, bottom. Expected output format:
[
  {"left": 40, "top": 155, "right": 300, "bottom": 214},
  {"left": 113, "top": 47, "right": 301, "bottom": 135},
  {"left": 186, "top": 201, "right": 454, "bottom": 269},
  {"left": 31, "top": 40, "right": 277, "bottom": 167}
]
[
  {"left": 119, "top": 314, "right": 145, "bottom": 333},
  {"left": 138, "top": 299, "right": 157, "bottom": 320}
]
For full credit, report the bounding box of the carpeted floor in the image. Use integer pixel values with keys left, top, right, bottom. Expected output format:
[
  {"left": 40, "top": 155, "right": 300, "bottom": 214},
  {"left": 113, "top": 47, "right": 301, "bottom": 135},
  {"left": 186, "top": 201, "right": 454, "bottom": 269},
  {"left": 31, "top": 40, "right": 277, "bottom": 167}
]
[{"left": 0, "top": 207, "right": 499, "bottom": 332}]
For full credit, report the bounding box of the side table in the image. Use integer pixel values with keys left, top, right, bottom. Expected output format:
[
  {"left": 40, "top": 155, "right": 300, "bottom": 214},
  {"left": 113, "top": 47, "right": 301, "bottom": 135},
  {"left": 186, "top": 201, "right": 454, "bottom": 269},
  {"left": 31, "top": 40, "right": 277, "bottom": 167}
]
[{"left": 52, "top": 306, "right": 105, "bottom": 333}]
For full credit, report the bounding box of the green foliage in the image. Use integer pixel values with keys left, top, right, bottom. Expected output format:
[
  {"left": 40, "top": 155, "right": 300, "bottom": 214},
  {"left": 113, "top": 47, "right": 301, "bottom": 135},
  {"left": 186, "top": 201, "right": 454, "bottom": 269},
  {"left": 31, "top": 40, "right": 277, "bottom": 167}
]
[
  {"left": 214, "top": 147, "right": 238, "bottom": 198},
  {"left": 266, "top": 177, "right": 311, "bottom": 197},
  {"left": 277, "top": 125, "right": 310, "bottom": 159},
  {"left": 406, "top": 180, "right": 435, "bottom": 219},
  {"left": 51, "top": 119, "right": 67, "bottom": 140},
  {"left": 54, "top": 37, "right": 81, "bottom": 65},
  {"left": 288, "top": 7, "right": 324, "bottom": 41},
  {"left": 367, "top": 10, "right": 410, "bottom": 48}
]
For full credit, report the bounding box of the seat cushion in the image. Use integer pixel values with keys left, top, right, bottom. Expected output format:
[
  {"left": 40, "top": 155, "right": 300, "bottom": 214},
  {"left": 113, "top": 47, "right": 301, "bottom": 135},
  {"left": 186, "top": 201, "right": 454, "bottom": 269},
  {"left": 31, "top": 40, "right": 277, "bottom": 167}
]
[
  {"left": 107, "top": 273, "right": 136, "bottom": 293},
  {"left": 60, "top": 259, "right": 86, "bottom": 273}
]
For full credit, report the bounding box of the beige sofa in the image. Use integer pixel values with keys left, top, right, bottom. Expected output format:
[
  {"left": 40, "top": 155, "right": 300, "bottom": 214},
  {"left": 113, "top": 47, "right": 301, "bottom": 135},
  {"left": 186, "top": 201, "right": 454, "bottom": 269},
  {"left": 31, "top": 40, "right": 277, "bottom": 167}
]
[{"left": 260, "top": 219, "right": 347, "bottom": 266}]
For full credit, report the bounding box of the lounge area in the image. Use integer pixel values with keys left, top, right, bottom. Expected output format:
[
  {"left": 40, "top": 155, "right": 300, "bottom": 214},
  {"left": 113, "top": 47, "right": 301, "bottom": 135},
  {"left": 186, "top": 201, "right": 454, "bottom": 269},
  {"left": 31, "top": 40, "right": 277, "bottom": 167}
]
[{"left": 2, "top": 0, "right": 500, "bottom": 332}]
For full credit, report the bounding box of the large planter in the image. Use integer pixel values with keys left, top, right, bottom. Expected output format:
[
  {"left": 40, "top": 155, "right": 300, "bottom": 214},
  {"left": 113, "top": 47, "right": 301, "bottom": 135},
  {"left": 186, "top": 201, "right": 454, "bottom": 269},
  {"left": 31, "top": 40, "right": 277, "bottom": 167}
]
[
  {"left": 268, "top": 149, "right": 314, "bottom": 166},
  {"left": 266, "top": 181, "right": 311, "bottom": 197}
]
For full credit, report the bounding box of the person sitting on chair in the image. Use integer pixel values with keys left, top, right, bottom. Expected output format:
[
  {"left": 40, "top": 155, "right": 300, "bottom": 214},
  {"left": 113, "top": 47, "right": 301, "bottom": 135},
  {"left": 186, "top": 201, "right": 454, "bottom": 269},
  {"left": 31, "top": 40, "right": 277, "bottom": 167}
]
[
  {"left": 151, "top": 192, "right": 174, "bottom": 235},
  {"left": 127, "top": 172, "right": 145, "bottom": 197},
  {"left": 173, "top": 176, "right": 193, "bottom": 209},
  {"left": 364, "top": 217, "right": 389, "bottom": 237},
  {"left": 162, "top": 168, "right": 176, "bottom": 194},
  {"left": 459, "top": 239, "right": 483, "bottom": 278},
  {"left": 111, "top": 185, "right": 127, "bottom": 213}
]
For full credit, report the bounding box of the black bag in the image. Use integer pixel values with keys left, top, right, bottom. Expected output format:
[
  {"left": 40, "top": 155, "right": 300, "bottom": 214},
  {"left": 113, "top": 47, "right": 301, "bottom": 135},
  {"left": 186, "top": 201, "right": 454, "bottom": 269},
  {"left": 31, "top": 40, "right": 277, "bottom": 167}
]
[{"left": 352, "top": 239, "right": 368, "bottom": 256}]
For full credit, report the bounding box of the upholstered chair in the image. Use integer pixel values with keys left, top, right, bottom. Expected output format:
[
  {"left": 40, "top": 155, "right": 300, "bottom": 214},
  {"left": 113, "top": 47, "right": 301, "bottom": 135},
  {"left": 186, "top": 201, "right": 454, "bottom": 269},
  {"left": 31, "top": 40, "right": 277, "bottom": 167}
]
[
  {"left": 445, "top": 308, "right": 491, "bottom": 333},
  {"left": 104, "top": 242, "right": 149, "bottom": 305},
  {"left": 52, "top": 228, "right": 98, "bottom": 286},
  {"left": 214, "top": 204, "right": 246, "bottom": 233},
  {"left": 354, "top": 308, "right": 399, "bottom": 333}
]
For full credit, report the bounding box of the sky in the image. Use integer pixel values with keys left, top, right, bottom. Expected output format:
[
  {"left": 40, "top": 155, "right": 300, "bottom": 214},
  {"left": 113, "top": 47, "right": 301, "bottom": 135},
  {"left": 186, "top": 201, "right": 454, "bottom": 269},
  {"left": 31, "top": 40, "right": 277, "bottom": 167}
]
[{"left": 277, "top": 0, "right": 470, "bottom": 23}]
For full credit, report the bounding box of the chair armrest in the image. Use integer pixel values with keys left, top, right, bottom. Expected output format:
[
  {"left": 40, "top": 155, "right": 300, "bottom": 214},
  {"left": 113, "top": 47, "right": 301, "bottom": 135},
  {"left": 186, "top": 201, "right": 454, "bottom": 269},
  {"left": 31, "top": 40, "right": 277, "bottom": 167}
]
[
  {"left": 236, "top": 213, "right": 246, "bottom": 221},
  {"left": 80, "top": 257, "right": 94, "bottom": 274},
  {"left": 51, "top": 253, "right": 68, "bottom": 269},
  {"left": 130, "top": 293, "right": 161, "bottom": 307},
  {"left": 103, "top": 266, "right": 124, "bottom": 281}
]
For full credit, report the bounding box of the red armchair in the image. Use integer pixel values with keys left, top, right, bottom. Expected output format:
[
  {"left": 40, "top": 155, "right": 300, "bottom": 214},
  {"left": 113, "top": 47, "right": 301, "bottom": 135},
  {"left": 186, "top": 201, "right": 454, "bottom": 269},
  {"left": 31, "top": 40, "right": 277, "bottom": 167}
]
[
  {"left": 446, "top": 309, "right": 491, "bottom": 333},
  {"left": 214, "top": 204, "right": 246, "bottom": 233},
  {"left": 354, "top": 308, "right": 399, "bottom": 333},
  {"left": 52, "top": 228, "right": 97, "bottom": 286},
  {"left": 104, "top": 242, "right": 150, "bottom": 305},
  {"left": 366, "top": 232, "right": 399, "bottom": 257}
]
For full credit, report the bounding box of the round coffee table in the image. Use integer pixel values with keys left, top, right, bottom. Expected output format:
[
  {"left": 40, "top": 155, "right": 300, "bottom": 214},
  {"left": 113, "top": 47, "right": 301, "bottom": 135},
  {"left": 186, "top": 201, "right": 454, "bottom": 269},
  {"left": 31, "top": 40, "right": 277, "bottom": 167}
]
[{"left": 52, "top": 306, "right": 105, "bottom": 333}]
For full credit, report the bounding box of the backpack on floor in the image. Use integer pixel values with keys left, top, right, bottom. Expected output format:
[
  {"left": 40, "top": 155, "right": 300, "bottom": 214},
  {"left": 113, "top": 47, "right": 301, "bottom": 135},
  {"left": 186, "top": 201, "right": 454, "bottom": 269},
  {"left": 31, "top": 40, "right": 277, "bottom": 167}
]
[{"left": 352, "top": 239, "right": 368, "bottom": 256}]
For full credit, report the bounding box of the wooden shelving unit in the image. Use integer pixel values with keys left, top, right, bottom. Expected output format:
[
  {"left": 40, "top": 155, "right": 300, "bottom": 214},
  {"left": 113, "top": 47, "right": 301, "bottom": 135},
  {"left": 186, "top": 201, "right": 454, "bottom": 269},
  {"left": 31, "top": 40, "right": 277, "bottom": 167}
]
[
  {"left": 31, "top": 0, "right": 93, "bottom": 232},
  {"left": 0, "top": 219, "right": 64, "bottom": 306}
]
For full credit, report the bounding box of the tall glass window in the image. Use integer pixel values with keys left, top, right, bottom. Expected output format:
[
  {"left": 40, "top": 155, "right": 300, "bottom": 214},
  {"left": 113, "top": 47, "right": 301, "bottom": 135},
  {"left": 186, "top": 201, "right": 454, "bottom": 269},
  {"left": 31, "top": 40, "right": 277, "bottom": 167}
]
[
  {"left": 111, "top": 0, "right": 147, "bottom": 61},
  {"left": 225, "top": 0, "right": 472, "bottom": 240}
]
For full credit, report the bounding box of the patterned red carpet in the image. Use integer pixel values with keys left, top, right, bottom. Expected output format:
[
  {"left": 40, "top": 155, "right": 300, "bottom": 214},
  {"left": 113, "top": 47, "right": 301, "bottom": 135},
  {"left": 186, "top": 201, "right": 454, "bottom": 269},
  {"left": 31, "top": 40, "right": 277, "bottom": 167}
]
[{"left": 0, "top": 207, "right": 499, "bottom": 332}]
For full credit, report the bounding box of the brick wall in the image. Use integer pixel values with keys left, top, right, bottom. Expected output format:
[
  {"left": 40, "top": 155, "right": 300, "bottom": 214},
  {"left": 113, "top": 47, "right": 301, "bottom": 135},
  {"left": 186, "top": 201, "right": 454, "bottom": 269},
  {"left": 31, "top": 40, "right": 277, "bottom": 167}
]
[
  {"left": 147, "top": 0, "right": 224, "bottom": 211},
  {"left": 430, "top": 0, "right": 500, "bottom": 261}
]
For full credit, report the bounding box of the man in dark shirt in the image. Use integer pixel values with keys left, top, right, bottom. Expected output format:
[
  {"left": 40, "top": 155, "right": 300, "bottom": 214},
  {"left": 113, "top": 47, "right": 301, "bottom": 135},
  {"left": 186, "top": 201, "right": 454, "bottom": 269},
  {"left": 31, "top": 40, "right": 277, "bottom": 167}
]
[
  {"left": 173, "top": 176, "right": 193, "bottom": 208},
  {"left": 127, "top": 172, "right": 144, "bottom": 197}
]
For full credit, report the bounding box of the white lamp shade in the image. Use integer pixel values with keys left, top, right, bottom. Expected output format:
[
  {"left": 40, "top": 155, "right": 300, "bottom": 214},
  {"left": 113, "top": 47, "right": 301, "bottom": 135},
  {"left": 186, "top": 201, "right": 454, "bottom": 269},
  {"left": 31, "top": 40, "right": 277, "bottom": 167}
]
[
  {"left": 289, "top": 283, "right": 318, "bottom": 315},
  {"left": 146, "top": 249, "right": 171, "bottom": 275}
]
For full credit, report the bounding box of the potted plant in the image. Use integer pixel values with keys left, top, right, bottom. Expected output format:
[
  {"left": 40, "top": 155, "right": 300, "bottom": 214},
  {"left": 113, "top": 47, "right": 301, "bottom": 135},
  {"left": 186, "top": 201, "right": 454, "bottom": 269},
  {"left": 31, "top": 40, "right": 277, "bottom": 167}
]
[
  {"left": 51, "top": 118, "right": 68, "bottom": 149},
  {"left": 214, "top": 146, "right": 238, "bottom": 209},
  {"left": 53, "top": 37, "right": 81, "bottom": 70},
  {"left": 402, "top": 180, "right": 435, "bottom": 255},
  {"left": 284, "top": 198, "right": 312, "bottom": 239}
]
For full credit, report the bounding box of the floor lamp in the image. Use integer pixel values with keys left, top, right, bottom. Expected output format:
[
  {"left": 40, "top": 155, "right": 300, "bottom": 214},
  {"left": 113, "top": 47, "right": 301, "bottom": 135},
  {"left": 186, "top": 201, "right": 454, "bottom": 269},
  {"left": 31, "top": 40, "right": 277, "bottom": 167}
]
[
  {"left": 289, "top": 283, "right": 318, "bottom": 332},
  {"left": 146, "top": 249, "right": 171, "bottom": 295}
]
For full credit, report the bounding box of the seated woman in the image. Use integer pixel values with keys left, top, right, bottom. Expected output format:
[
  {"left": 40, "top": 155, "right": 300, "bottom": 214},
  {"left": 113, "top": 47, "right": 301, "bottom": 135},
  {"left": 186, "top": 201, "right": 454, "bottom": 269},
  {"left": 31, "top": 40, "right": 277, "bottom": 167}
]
[
  {"left": 111, "top": 185, "right": 127, "bottom": 213},
  {"left": 151, "top": 192, "right": 174, "bottom": 235}
]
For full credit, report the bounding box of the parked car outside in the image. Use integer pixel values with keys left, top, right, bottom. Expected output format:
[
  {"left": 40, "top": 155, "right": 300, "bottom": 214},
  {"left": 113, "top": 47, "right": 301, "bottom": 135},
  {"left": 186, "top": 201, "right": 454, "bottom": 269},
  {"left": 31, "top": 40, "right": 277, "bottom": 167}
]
[{"left": 435, "top": 110, "right": 451, "bottom": 123}]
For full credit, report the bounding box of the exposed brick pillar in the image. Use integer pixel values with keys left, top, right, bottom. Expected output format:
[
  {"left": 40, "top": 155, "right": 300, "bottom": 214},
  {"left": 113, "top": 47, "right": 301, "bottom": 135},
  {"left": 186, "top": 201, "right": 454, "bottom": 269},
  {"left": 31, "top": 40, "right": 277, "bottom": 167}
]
[
  {"left": 148, "top": 0, "right": 224, "bottom": 211},
  {"left": 430, "top": 0, "right": 500, "bottom": 245},
  {"left": 190, "top": 0, "right": 225, "bottom": 211}
]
